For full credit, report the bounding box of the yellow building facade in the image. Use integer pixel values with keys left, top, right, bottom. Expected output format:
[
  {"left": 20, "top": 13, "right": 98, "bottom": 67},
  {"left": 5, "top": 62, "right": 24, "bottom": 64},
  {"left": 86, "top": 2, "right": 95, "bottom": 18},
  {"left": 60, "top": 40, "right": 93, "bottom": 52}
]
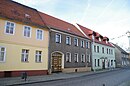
[{"left": 0, "top": 18, "right": 49, "bottom": 77}]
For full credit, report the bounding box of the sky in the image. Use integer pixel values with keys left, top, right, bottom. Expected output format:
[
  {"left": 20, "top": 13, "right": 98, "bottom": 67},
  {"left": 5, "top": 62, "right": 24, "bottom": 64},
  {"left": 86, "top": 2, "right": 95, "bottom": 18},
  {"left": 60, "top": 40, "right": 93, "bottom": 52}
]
[{"left": 13, "top": 0, "right": 130, "bottom": 51}]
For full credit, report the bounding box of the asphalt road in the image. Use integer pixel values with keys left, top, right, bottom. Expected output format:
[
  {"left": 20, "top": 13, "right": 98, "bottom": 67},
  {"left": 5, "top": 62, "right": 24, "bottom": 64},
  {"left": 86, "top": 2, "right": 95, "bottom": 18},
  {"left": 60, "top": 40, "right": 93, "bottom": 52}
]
[{"left": 19, "top": 68, "right": 130, "bottom": 86}]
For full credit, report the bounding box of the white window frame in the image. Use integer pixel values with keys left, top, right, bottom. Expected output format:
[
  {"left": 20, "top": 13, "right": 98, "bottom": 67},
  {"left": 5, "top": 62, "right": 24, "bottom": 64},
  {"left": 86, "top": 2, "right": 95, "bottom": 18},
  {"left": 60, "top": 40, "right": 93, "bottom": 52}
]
[
  {"left": 66, "top": 36, "right": 71, "bottom": 45},
  {"left": 23, "top": 26, "right": 32, "bottom": 38},
  {"left": 55, "top": 33, "right": 61, "bottom": 43},
  {"left": 81, "top": 40, "right": 84, "bottom": 48},
  {"left": 74, "top": 38, "right": 78, "bottom": 46},
  {"left": 74, "top": 53, "right": 78, "bottom": 62},
  {"left": 86, "top": 41, "right": 90, "bottom": 48},
  {"left": 21, "top": 49, "right": 29, "bottom": 62},
  {"left": 66, "top": 52, "right": 71, "bottom": 62},
  {"left": 35, "top": 50, "right": 42, "bottom": 62},
  {"left": 0, "top": 46, "right": 6, "bottom": 62},
  {"left": 81, "top": 54, "right": 85, "bottom": 62},
  {"left": 36, "top": 29, "right": 44, "bottom": 40},
  {"left": 5, "top": 21, "right": 15, "bottom": 35}
]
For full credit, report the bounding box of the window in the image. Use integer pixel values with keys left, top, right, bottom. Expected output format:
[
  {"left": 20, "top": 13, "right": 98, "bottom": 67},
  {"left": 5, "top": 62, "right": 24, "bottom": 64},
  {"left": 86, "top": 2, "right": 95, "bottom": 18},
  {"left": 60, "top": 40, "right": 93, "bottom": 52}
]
[
  {"left": 102, "top": 47, "right": 104, "bottom": 53},
  {"left": 74, "top": 38, "right": 78, "bottom": 46},
  {"left": 35, "top": 51, "right": 42, "bottom": 62},
  {"left": 5, "top": 21, "right": 15, "bottom": 35},
  {"left": 111, "top": 60, "right": 113, "bottom": 66},
  {"left": 81, "top": 54, "right": 85, "bottom": 62},
  {"left": 95, "top": 59, "right": 96, "bottom": 67},
  {"left": 111, "top": 49, "right": 113, "bottom": 55},
  {"left": 74, "top": 53, "right": 78, "bottom": 62},
  {"left": 109, "top": 49, "right": 111, "bottom": 54},
  {"left": 21, "top": 49, "right": 29, "bottom": 62},
  {"left": 99, "top": 37, "right": 101, "bottom": 42},
  {"left": 97, "top": 46, "right": 99, "bottom": 53},
  {"left": 87, "top": 55, "right": 90, "bottom": 63},
  {"left": 107, "top": 48, "right": 108, "bottom": 54},
  {"left": 0, "top": 47, "right": 6, "bottom": 62},
  {"left": 98, "top": 59, "right": 100, "bottom": 66},
  {"left": 55, "top": 33, "right": 61, "bottom": 43},
  {"left": 23, "top": 26, "right": 31, "bottom": 37},
  {"left": 86, "top": 41, "right": 89, "bottom": 48},
  {"left": 81, "top": 40, "right": 84, "bottom": 48},
  {"left": 36, "top": 29, "right": 43, "bottom": 40},
  {"left": 66, "top": 52, "right": 71, "bottom": 62},
  {"left": 66, "top": 36, "right": 71, "bottom": 45},
  {"left": 94, "top": 45, "right": 96, "bottom": 52}
]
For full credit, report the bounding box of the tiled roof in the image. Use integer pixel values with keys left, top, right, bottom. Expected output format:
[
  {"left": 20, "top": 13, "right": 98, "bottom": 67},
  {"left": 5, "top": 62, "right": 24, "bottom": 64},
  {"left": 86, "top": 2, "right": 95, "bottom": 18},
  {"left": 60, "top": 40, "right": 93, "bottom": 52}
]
[
  {"left": 77, "top": 24, "right": 114, "bottom": 47},
  {"left": 0, "top": 0, "right": 45, "bottom": 28},
  {"left": 112, "top": 43, "right": 129, "bottom": 55},
  {"left": 39, "top": 12, "right": 86, "bottom": 38}
]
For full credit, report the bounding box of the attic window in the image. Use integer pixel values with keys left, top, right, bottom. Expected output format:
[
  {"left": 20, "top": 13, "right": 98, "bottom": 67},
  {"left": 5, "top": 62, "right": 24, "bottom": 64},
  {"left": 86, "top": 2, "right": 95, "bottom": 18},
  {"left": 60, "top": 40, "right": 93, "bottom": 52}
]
[
  {"left": 25, "top": 14, "right": 31, "bottom": 19},
  {"left": 68, "top": 28, "right": 71, "bottom": 31},
  {"left": 106, "top": 40, "right": 108, "bottom": 44},
  {"left": 99, "top": 37, "right": 101, "bottom": 42}
]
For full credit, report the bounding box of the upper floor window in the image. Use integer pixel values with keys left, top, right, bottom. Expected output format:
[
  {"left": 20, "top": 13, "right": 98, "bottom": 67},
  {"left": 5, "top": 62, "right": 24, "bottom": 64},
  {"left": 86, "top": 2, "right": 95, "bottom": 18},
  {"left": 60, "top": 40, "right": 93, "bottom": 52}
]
[
  {"left": 21, "top": 49, "right": 29, "bottom": 62},
  {"left": 74, "top": 53, "right": 78, "bottom": 62},
  {"left": 94, "top": 45, "right": 96, "bottom": 52},
  {"left": 74, "top": 38, "right": 78, "bottom": 46},
  {"left": 35, "top": 51, "right": 42, "bottom": 62},
  {"left": 111, "top": 49, "right": 113, "bottom": 55},
  {"left": 55, "top": 33, "right": 61, "bottom": 43},
  {"left": 81, "top": 40, "right": 84, "bottom": 48},
  {"left": 0, "top": 47, "right": 6, "bottom": 62},
  {"left": 36, "top": 29, "right": 43, "bottom": 40},
  {"left": 86, "top": 41, "right": 90, "bottom": 48},
  {"left": 97, "top": 46, "right": 100, "bottom": 53},
  {"left": 66, "top": 36, "right": 71, "bottom": 45},
  {"left": 87, "top": 55, "right": 90, "bottom": 63},
  {"left": 107, "top": 48, "right": 108, "bottom": 54},
  {"left": 23, "top": 26, "right": 31, "bottom": 38},
  {"left": 5, "top": 21, "right": 15, "bottom": 35},
  {"left": 102, "top": 47, "right": 104, "bottom": 53},
  {"left": 66, "top": 52, "right": 71, "bottom": 62},
  {"left": 81, "top": 54, "right": 85, "bottom": 62}
]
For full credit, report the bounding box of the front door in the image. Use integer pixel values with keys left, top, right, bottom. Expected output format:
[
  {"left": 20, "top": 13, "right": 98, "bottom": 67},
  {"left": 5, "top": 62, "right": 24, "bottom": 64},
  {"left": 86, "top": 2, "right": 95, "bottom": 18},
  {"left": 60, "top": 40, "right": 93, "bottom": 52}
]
[{"left": 52, "top": 52, "right": 62, "bottom": 72}]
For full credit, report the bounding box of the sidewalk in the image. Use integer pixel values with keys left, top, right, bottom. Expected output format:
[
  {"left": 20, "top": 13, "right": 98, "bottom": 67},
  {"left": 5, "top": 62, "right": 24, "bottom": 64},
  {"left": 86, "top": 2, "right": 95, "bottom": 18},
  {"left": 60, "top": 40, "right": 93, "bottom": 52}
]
[{"left": 0, "top": 68, "right": 120, "bottom": 86}]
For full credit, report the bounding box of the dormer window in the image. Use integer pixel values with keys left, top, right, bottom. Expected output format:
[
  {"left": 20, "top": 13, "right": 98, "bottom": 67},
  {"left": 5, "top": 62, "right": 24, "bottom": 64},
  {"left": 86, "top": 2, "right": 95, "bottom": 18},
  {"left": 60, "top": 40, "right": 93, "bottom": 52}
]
[
  {"left": 99, "top": 37, "right": 101, "bottom": 42},
  {"left": 92, "top": 35, "right": 94, "bottom": 40},
  {"left": 106, "top": 40, "right": 108, "bottom": 44},
  {"left": 25, "top": 14, "right": 31, "bottom": 19}
]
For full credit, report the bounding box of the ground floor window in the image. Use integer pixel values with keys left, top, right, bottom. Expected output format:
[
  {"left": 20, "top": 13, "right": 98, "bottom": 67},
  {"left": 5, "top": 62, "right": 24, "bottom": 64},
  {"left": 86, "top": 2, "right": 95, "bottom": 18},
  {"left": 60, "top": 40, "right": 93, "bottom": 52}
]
[
  {"left": 74, "top": 53, "right": 78, "bottom": 62},
  {"left": 35, "top": 50, "right": 42, "bottom": 62},
  {"left": 21, "top": 49, "right": 29, "bottom": 62},
  {"left": 66, "top": 52, "right": 71, "bottom": 62},
  {"left": 98, "top": 59, "right": 100, "bottom": 66},
  {"left": 95, "top": 59, "right": 96, "bottom": 67},
  {"left": 0, "top": 46, "right": 6, "bottom": 62},
  {"left": 111, "top": 60, "right": 113, "bottom": 66}
]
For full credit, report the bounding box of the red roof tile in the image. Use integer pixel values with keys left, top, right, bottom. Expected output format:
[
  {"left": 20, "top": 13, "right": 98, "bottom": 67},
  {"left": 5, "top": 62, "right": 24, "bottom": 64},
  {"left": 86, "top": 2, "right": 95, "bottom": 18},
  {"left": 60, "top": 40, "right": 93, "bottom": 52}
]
[
  {"left": 77, "top": 24, "right": 114, "bottom": 47},
  {"left": 0, "top": 0, "right": 45, "bottom": 27},
  {"left": 39, "top": 12, "right": 86, "bottom": 38}
]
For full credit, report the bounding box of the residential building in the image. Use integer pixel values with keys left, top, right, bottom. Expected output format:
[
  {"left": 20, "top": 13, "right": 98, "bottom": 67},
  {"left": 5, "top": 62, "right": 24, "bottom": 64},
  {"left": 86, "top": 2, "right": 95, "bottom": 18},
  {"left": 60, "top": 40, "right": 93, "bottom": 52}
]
[
  {"left": 39, "top": 12, "right": 92, "bottom": 73},
  {"left": 0, "top": 0, "right": 49, "bottom": 77},
  {"left": 77, "top": 24, "right": 116, "bottom": 70},
  {"left": 112, "top": 44, "right": 130, "bottom": 67}
]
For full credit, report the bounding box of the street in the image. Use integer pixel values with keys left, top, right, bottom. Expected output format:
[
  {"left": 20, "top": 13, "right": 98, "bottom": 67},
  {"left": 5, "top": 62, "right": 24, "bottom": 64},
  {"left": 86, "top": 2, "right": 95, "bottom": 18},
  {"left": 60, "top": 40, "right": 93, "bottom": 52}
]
[{"left": 19, "top": 68, "right": 130, "bottom": 86}]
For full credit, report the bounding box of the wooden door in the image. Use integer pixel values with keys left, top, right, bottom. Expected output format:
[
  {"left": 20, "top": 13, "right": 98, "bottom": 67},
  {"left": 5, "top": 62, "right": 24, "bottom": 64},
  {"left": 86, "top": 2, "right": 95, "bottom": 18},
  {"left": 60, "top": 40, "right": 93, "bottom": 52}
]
[{"left": 52, "top": 52, "right": 62, "bottom": 72}]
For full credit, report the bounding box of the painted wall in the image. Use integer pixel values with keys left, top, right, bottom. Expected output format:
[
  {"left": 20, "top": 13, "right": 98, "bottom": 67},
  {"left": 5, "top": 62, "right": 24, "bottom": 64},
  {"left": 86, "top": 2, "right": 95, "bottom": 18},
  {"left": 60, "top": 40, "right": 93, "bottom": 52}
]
[
  {"left": 0, "top": 18, "right": 49, "bottom": 71},
  {"left": 92, "top": 42, "right": 115, "bottom": 70}
]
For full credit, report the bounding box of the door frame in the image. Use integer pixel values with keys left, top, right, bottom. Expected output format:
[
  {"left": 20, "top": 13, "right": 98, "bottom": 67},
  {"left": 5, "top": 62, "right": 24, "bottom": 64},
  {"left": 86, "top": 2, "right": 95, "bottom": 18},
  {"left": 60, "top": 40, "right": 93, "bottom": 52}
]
[{"left": 51, "top": 51, "right": 64, "bottom": 72}]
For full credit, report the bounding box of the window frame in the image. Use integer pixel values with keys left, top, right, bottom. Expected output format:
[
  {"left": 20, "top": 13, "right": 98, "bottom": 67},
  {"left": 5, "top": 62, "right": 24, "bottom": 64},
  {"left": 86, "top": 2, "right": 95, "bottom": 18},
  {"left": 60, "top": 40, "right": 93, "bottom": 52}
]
[
  {"left": 21, "top": 49, "right": 29, "bottom": 62},
  {"left": 36, "top": 29, "right": 44, "bottom": 40},
  {"left": 74, "top": 53, "right": 78, "bottom": 62},
  {"left": 66, "top": 36, "right": 71, "bottom": 45},
  {"left": 81, "top": 54, "right": 85, "bottom": 62},
  {"left": 81, "top": 40, "right": 84, "bottom": 48},
  {"left": 23, "top": 26, "right": 32, "bottom": 38},
  {"left": 55, "top": 33, "right": 61, "bottom": 43},
  {"left": 74, "top": 38, "right": 78, "bottom": 46},
  {"left": 66, "top": 52, "right": 71, "bottom": 62},
  {"left": 35, "top": 50, "right": 42, "bottom": 63},
  {"left": 0, "top": 46, "right": 6, "bottom": 62},
  {"left": 5, "top": 21, "right": 15, "bottom": 35}
]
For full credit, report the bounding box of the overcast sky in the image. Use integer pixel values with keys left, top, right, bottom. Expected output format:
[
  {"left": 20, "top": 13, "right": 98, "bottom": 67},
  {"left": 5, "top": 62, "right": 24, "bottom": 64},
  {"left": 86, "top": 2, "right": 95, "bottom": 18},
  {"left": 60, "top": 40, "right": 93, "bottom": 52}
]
[{"left": 13, "top": 0, "right": 130, "bottom": 51}]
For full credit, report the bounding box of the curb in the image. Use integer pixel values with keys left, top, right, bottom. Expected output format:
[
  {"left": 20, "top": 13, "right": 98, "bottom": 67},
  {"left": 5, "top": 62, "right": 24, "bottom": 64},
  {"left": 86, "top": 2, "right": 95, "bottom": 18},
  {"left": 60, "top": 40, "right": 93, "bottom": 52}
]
[{"left": 5, "top": 68, "right": 121, "bottom": 86}]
